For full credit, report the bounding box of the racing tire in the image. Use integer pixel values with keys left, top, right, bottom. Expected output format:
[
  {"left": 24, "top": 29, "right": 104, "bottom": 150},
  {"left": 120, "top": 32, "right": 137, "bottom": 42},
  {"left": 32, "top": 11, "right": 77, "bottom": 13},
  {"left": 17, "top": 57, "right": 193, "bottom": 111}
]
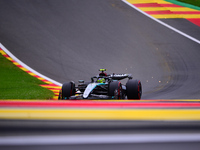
[
  {"left": 61, "top": 81, "right": 75, "bottom": 99},
  {"left": 108, "top": 81, "right": 122, "bottom": 99},
  {"left": 126, "top": 79, "right": 142, "bottom": 99}
]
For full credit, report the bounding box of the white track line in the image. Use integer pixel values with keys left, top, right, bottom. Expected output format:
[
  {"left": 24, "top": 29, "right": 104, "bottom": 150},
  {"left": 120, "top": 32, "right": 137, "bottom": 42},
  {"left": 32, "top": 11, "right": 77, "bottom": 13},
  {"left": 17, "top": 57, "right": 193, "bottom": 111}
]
[
  {"left": 0, "top": 133, "right": 200, "bottom": 145},
  {"left": 0, "top": 43, "right": 62, "bottom": 86},
  {"left": 122, "top": 0, "right": 200, "bottom": 45}
]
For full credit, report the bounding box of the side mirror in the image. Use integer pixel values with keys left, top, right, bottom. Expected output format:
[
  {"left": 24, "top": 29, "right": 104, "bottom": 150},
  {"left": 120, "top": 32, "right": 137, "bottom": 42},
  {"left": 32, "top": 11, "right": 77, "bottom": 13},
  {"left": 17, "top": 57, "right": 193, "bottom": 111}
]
[{"left": 79, "top": 80, "right": 84, "bottom": 83}]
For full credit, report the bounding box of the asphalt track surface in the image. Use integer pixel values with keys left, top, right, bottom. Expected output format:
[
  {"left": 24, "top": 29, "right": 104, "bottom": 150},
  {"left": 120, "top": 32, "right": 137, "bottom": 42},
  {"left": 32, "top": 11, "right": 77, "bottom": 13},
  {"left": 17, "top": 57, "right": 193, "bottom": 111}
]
[
  {"left": 1, "top": 0, "right": 200, "bottom": 99},
  {"left": 1, "top": 0, "right": 200, "bottom": 149}
]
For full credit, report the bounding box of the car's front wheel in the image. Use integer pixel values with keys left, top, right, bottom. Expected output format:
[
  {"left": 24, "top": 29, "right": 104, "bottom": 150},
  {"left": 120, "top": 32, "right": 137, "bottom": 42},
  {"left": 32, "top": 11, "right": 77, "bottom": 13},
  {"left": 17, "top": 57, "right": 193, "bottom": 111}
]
[
  {"left": 61, "top": 81, "right": 75, "bottom": 99},
  {"left": 108, "top": 81, "right": 122, "bottom": 99}
]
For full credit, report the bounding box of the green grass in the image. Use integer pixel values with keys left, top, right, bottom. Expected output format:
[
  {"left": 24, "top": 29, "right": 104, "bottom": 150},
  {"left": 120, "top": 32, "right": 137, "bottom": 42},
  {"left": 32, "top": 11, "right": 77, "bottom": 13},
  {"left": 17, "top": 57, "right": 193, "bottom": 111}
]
[
  {"left": 177, "top": 0, "right": 200, "bottom": 7},
  {"left": 0, "top": 54, "right": 54, "bottom": 99}
]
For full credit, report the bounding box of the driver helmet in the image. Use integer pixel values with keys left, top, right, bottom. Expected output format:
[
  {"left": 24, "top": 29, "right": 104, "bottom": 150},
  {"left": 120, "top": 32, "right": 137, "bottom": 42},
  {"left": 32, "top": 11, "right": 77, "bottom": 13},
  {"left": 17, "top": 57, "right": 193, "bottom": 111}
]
[{"left": 97, "top": 78, "right": 105, "bottom": 83}]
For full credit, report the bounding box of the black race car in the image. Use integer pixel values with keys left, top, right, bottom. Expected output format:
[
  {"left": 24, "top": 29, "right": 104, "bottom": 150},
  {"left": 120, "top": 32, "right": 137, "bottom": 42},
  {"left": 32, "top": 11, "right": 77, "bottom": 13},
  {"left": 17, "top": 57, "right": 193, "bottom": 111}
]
[{"left": 58, "top": 69, "right": 142, "bottom": 100}]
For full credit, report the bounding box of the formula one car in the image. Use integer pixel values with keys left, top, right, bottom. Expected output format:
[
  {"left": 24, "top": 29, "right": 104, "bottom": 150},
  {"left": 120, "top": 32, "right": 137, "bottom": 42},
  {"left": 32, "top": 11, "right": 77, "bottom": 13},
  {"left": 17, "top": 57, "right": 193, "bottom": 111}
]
[{"left": 58, "top": 69, "right": 142, "bottom": 100}]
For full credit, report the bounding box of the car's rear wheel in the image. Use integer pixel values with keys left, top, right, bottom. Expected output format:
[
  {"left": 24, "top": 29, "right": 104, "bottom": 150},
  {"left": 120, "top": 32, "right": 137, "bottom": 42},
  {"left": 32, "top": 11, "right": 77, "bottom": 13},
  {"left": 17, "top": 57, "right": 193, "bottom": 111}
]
[
  {"left": 108, "top": 81, "right": 122, "bottom": 99},
  {"left": 61, "top": 81, "right": 75, "bottom": 99},
  {"left": 126, "top": 79, "right": 142, "bottom": 99}
]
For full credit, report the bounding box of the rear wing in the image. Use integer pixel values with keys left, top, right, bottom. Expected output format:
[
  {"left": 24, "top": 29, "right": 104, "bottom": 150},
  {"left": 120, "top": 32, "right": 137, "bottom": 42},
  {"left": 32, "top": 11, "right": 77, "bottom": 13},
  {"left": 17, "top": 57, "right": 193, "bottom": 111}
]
[{"left": 110, "top": 74, "right": 132, "bottom": 80}]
